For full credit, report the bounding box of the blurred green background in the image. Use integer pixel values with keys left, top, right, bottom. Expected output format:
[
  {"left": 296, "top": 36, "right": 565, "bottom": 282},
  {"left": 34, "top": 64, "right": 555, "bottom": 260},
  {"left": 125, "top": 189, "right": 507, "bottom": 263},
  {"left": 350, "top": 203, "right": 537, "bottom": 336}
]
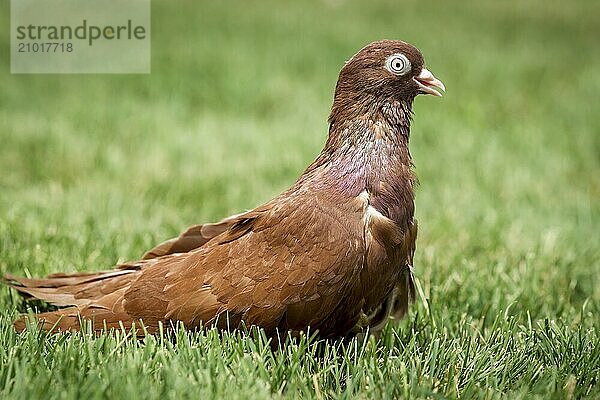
[{"left": 0, "top": 0, "right": 598, "bottom": 398}]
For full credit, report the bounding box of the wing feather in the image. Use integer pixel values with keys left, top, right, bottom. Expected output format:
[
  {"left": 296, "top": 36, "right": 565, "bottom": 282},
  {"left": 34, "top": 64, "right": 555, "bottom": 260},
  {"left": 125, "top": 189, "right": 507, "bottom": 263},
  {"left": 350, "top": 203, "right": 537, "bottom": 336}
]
[{"left": 123, "top": 192, "right": 365, "bottom": 336}]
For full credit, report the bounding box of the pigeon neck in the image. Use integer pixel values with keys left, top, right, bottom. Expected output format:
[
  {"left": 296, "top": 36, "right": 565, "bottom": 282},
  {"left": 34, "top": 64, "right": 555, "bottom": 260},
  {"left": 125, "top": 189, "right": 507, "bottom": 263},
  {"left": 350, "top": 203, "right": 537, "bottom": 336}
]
[
  {"left": 301, "top": 100, "right": 416, "bottom": 202},
  {"left": 323, "top": 98, "right": 413, "bottom": 162},
  {"left": 325, "top": 99, "right": 412, "bottom": 150}
]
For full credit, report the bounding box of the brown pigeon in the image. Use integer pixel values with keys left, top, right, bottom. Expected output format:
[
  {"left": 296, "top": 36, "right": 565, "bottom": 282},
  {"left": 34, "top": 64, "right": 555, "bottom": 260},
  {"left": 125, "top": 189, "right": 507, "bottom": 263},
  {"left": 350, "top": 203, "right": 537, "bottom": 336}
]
[{"left": 4, "top": 40, "right": 444, "bottom": 338}]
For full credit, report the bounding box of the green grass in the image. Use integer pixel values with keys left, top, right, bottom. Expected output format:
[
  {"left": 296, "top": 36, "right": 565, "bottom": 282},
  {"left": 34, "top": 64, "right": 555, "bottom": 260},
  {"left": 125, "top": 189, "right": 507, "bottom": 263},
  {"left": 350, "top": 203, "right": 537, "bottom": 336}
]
[{"left": 1, "top": 0, "right": 599, "bottom": 398}]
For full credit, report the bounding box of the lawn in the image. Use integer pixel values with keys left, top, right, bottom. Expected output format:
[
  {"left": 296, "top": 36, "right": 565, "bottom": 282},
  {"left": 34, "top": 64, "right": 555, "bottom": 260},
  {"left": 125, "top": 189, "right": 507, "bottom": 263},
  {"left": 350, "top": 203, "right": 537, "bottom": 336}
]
[{"left": 0, "top": 0, "right": 598, "bottom": 398}]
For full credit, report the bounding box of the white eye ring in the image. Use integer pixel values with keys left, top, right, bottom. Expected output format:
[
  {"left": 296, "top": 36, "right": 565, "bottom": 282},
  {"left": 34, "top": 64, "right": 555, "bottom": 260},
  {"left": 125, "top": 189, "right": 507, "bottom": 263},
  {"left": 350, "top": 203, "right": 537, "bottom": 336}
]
[{"left": 385, "top": 53, "right": 411, "bottom": 76}]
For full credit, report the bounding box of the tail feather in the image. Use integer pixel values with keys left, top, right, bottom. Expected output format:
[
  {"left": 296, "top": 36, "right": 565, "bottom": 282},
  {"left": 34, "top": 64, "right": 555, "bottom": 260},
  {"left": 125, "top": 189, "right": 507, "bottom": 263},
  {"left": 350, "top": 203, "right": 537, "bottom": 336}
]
[
  {"left": 5, "top": 270, "right": 138, "bottom": 307},
  {"left": 5, "top": 269, "right": 143, "bottom": 332},
  {"left": 4, "top": 269, "right": 134, "bottom": 288}
]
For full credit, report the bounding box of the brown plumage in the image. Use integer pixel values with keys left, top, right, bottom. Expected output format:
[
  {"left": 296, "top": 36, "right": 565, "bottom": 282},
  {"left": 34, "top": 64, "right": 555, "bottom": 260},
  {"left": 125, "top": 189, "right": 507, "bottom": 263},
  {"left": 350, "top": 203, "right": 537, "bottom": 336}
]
[{"left": 4, "top": 40, "right": 445, "bottom": 337}]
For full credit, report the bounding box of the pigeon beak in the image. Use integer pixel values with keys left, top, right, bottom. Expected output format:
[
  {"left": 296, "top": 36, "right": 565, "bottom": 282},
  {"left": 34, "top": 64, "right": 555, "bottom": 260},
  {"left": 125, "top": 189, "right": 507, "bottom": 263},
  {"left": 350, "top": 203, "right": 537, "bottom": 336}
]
[{"left": 414, "top": 68, "right": 446, "bottom": 97}]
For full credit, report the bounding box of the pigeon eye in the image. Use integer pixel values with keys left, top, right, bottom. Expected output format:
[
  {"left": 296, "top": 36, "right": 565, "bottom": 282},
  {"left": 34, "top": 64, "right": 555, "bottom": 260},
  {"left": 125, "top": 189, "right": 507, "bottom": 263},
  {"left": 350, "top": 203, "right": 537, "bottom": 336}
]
[{"left": 385, "top": 53, "right": 411, "bottom": 76}]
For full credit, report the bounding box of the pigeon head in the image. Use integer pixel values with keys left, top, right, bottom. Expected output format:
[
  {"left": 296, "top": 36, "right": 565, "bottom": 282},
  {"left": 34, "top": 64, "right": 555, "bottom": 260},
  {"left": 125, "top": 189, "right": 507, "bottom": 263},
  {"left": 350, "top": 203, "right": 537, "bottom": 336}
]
[{"left": 329, "top": 40, "right": 444, "bottom": 124}]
